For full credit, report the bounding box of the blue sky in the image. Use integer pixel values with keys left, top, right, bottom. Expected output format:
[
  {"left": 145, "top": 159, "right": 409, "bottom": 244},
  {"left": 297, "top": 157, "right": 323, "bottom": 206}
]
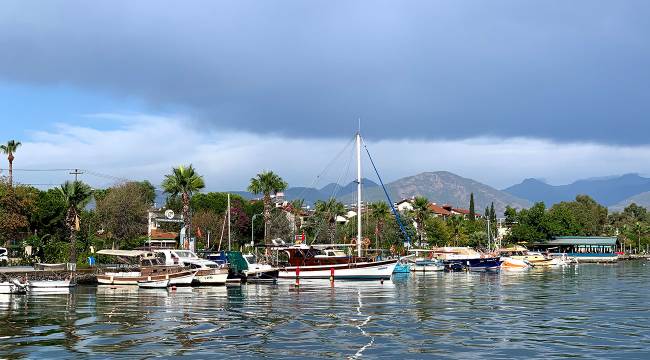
[{"left": 1, "top": 1, "right": 650, "bottom": 191}]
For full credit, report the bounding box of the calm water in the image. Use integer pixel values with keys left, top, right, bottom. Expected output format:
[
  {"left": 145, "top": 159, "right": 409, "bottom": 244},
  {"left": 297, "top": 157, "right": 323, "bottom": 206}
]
[{"left": 1, "top": 262, "right": 650, "bottom": 359}]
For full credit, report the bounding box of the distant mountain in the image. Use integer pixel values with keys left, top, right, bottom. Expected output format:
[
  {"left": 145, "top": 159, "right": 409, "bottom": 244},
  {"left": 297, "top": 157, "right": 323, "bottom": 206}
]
[
  {"left": 339, "top": 171, "right": 530, "bottom": 215},
  {"left": 226, "top": 178, "right": 379, "bottom": 206},
  {"left": 504, "top": 173, "right": 650, "bottom": 207},
  {"left": 609, "top": 191, "right": 650, "bottom": 212}
]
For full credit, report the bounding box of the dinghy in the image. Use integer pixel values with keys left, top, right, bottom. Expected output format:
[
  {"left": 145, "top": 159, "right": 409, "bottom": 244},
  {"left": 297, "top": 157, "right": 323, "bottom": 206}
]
[{"left": 138, "top": 279, "right": 169, "bottom": 289}]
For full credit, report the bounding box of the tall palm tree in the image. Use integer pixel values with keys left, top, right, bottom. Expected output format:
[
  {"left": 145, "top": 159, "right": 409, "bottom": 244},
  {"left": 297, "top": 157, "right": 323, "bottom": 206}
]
[
  {"left": 412, "top": 196, "right": 430, "bottom": 244},
  {"left": 0, "top": 140, "right": 21, "bottom": 186},
  {"left": 448, "top": 215, "right": 465, "bottom": 246},
  {"left": 290, "top": 199, "right": 305, "bottom": 236},
  {"left": 162, "top": 165, "right": 205, "bottom": 249},
  {"left": 247, "top": 171, "right": 288, "bottom": 244},
  {"left": 370, "top": 201, "right": 390, "bottom": 249},
  {"left": 59, "top": 180, "right": 93, "bottom": 263},
  {"left": 314, "top": 199, "right": 346, "bottom": 244}
]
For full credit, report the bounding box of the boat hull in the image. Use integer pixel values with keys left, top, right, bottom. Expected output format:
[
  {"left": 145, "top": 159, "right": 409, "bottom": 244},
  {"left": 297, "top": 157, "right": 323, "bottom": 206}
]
[
  {"left": 97, "top": 270, "right": 197, "bottom": 286},
  {"left": 278, "top": 260, "right": 397, "bottom": 280},
  {"left": 138, "top": 279, "right": 169, "bottom": 288},
  {"left": 194, "top": 269, "right": 228, "bottom": 285},
  {"left": 444, "top": 257, "right": 502, "bottom": 272},
  {"left": 29, "top": 280, "right": 75, "bottom": 290}
]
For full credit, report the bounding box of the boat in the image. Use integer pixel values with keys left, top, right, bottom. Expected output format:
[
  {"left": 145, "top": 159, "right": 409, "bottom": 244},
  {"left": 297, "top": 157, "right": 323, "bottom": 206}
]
[
  {"left": 0, "top": 279, "right": 28, "bottom": 294},
  {"left": 138, "top": 279, "right": 169, "bottom": 288},
  {"left": 407, "top": 249, "right": 444, "bottom": 272},
  {"left": 275, "top": 244, "right": 397, "bottom": 280},
  {"left": 500, "top": 257, "right": 532, "bottom": 270},
  {"left": 241, "top": 253, "right": 279, "bottom": 283},
  {"left": 96, "top": 249, "right": 197, "bottom": 286},
  {"left": 435, "top": 247, "right": 502, "bottom": 271},
  {"left": 154, "top": 249, "right": 229, "bottom": 285},
  {"left": 275, "top": 131, "right": 398, "bottom": 280},
  {"left": 29, "top": 278, "right": 75, "bottom": 291},
  {"left": 497, "top": 246, "right": 554, "bottom": 266},
  {"left": 393, "top": 262, "right": 411, "bottom": 274}
]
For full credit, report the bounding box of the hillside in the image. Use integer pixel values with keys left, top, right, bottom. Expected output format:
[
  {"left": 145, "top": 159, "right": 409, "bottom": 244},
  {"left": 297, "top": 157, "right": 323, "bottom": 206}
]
[
  {"left": 339, "top": 171, "right": 530, "bottom": 215},
  {"left": 609, "top": 191, "right": 650, "bottom": 212},
  {"left": 504, "top": 173, "right": 650, "bottom": 207}
]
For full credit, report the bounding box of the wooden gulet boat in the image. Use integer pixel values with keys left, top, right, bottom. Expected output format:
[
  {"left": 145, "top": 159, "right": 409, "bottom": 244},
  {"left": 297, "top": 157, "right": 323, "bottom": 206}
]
[
  {"left": 276, "top": 131, "right": 397, "bottom": 280},
  {"left": 96, "top": 250, "right": 197, "bottom": 286}
]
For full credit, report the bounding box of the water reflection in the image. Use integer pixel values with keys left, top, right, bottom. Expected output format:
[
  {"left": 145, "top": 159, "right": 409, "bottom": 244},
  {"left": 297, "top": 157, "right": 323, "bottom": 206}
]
[{"left": 0, "top": 263, "right": 649, "bottom": 359}]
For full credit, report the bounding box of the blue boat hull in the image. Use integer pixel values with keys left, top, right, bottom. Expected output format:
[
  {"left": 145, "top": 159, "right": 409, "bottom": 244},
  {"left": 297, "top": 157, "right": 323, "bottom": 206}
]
[{"left": 443, "top": 257, "right": 502, "bottom": 271}]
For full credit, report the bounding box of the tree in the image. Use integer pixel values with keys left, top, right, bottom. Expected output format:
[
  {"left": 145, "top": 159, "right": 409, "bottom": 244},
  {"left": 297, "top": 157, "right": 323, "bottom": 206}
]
[
  {"left": 504, "top": 206, "right": 517, "bottom": 226},
  {"left": 247, "top": 171, "right": 288, "bottom": 245},
  {"left": 289, "top": 199, "right": 305, "bottom": 235},
  {"left": 96, "top": 182, "right": 150, "bottom": 249},
  {"left": 58, "top": 181, "right": 93, "bottom": 263},
  {"left": 369, "top": 201, "right": 390, "bottom": 249},
  {"left": 423, "top": 216, "right": 451, "bottom": 246},
  {"left": 192, "top": 209, "right": 222, "bottom": 249},
  {"left": 469, "top": 193, "right": 475, "bottom": 221},
  {"left": 0, "top": 180, "right": 36, "bottom": 246},
  {"left": 0, "top": 140, "right": 21, "bottom": 186},
  {"left": 162, "top": 165, "right": 205, "bottom": 250},
  {"left": 314, "top": 198, "right": 346, "bottom": 244},
  {"left": 412, "top": 196, "right": 430, "bottom": 244},
  {"left": 448, "top": 215, "right": 465, "bottom": 246}
]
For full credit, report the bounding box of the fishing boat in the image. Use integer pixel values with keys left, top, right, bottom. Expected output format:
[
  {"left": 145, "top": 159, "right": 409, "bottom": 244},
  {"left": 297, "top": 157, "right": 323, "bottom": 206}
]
[
  {"left": 407, "top": 249, "right": 444, "bottom": 272},
  {"left": 138, "top": 279, "right": 169, "bottom": 289},
  {"left": 29, "top": 278, "right": 76, "bottom": 291},
  {"left": 497, "top": 246, "right": 554, "bottom": 266},
  {"left": 154, "top": 249, "right": 229, "bottom": 285},
  {"left": 276, "top": 131, "right": 399, "bottom": 280},
  {"left": 96, "top": 249, "right": 197, "bottom": 286}
]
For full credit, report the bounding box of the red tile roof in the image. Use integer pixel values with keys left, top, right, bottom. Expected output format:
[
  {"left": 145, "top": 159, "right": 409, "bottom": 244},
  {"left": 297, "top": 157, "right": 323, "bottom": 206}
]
[{"left": 428, "top": 203, "right": 451, "bottom": 216}]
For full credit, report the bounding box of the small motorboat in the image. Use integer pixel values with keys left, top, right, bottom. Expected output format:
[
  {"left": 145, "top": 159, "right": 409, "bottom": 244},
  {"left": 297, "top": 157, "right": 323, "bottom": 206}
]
[
  {"left": 393, "top": 262, "right": 411, "bottom": 274},
  {"left": 29, "top": 278, "right": 75, "bottom": 291},
  {"left": 138, "top": 279, "right": 170, "bottom": 289},
  {"left": 0, "top": 279, "right": 28, "bottom": 294},
  {"left": 501, "top": 257, "right": 532, "bottom": 270}
]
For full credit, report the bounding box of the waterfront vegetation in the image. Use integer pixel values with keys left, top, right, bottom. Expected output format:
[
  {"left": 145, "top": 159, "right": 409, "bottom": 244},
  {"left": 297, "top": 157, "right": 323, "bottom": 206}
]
[{"left": 2, "top": 148, "right": 650, "bottom": 264}]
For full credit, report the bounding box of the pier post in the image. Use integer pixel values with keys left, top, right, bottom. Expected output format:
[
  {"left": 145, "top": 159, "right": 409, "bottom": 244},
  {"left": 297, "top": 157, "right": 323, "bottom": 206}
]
[
  {"left": 330, "top": 267, "right": 334, "bottom": 284},
  {"left": 295, "top": 266, "right": 300, "bottom": 287}
]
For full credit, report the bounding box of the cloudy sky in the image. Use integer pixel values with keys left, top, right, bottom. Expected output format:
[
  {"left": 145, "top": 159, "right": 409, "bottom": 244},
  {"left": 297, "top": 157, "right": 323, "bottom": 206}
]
[{"left": 1, "top": 1, "right": 650, "bottom": 191}]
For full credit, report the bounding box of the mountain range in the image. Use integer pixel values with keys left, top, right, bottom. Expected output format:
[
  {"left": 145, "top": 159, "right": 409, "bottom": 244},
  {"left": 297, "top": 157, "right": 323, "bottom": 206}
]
[
  {"left": 503, "top": 173, "right": 650, "bottom": 210},
  {"left": 231, "top": 171, "right": 530, "bottom": 215}
]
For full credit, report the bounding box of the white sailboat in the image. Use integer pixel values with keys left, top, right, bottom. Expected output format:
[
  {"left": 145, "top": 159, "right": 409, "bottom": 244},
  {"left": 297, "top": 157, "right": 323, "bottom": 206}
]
[{"left": 277, "top": 131, "right": 398, "bottom": 280}]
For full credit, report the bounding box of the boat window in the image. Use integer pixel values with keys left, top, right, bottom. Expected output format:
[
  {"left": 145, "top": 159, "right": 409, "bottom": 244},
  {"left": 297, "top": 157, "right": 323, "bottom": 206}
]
[
  {"left": 244, "top": 255, "right": 257, "bottom": 264},
  {"left": 174, "top": 250, "right": 196, "bottom": 259},
  {"left": 0, "top": 248, "right": 6, "bottom": 255}
]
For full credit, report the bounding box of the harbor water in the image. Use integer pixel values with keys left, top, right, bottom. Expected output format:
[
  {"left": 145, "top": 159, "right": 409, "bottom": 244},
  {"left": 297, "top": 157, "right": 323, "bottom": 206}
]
[{"left": 1, "top": 261, "right": 650, "bottom": 359}]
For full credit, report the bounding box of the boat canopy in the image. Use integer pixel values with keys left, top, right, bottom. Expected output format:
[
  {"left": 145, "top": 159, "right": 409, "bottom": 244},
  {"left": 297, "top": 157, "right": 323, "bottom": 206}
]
[
  {"left": 96, "top": 249, "right": 149, "bottom": 257},
  {"left": 498, "top": 245, "right": 528, "bottom": 252}
]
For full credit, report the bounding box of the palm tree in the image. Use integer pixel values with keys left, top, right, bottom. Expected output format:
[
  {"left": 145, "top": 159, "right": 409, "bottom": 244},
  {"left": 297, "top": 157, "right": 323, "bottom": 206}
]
[
  {"left": 448, "top": 215, "right": 465, "bottom": 246},
  {"left": 162, "top": 165, "right": 205, "bottom": 249},
  {"left": 289, "top": 199, "right": 305, "bottom": 236},
  {"left": 59, "top": 180, "right": 93, "bottom": 263},
  {"left": 370, "top": 201, "right": 390, "bottom": 249},
  {"left": 0, "top": 140, "right": 21, "bottom": 186},
  {"left": 412, "top": 196, "right": 430, "bottom": 244},
  {"left": 247, "top": 171, "right": 288, "bottom": 244},
  {"left": 314, "top": 199, "right": 346, "bottom": 244}
]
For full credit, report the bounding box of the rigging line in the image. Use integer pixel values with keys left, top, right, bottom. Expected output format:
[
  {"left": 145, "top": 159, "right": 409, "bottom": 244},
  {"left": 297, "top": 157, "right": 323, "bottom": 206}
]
[
  {"left": 310, "top": 141, "right": 356, "bottom": 245},
  {"left": 294, "top": 135, "right": 356, "bottom": 201},
  {"left": 361, "top": 136, "right": 412, "bottom": 245}
]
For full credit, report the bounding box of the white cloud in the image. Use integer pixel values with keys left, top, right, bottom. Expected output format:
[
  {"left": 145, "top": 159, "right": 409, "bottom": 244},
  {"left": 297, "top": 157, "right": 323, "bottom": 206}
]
[{"left": 8, "top": 114, "right": 650, "bottom": 191}]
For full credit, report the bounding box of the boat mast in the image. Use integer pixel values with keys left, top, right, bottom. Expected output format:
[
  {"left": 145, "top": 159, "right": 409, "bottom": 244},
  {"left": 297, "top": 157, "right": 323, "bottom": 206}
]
[
  {"left": 228, "top": 193, "right": 231, "bottom": 251},
  {"left": 356, "top": 130, "right": 362, "bottom": 258}
]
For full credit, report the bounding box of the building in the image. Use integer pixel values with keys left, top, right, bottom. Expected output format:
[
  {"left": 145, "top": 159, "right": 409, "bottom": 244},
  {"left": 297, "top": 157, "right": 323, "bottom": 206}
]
[{"left": 530, "top": 236, "right": 619, "bottom": 263}]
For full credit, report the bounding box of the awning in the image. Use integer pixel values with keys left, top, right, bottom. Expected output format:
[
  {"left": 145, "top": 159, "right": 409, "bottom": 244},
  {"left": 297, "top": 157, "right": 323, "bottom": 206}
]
[{"left": 96, "top": 249, "right": 149, "bottom": 257}]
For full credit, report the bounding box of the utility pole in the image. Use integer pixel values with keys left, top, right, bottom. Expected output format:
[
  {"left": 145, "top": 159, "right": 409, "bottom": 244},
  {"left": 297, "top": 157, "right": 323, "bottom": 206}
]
[{"left": 69, "top": 169, "right": 83, "bottom": 181}]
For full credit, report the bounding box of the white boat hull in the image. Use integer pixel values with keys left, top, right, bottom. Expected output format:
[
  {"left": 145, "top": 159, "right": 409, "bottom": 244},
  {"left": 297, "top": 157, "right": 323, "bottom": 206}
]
[
  {"left": 29, "top": 279, "right": 74, "bottom": 290},
  {"left": 168, "top": 272, "right": 196, "bottom": 286},
  {"left": 410, "top": 264, "right": 444, "bottom": 272},
  {"left": 138, "top": 279, "right": 169, "bottom": 288},
  {"left": 278, "top": 260, "right": 397, "bottom": 280},
  {"left": 194, "top": 272, "right": 228, "bottom": 285},
  {"left": 0, "top": 282, "right": 28, "bottom": 294}
]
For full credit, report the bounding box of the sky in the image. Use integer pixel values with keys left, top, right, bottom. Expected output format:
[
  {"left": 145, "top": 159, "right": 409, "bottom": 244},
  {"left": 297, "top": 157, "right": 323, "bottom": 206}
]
[{"left": 1, "top": 1, "right": 650, "bottom": 191}]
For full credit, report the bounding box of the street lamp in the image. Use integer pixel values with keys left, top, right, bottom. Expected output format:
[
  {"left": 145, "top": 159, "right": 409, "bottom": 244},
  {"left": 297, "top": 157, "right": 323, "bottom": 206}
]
[{"left": 251, "top": 213, "right": 263, "bottom": 248}]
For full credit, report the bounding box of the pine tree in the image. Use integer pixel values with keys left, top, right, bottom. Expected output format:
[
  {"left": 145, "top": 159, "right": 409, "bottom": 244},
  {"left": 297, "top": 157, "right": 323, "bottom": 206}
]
[{"left": 469, "top": 193, "right": 475, "bottom": 221}]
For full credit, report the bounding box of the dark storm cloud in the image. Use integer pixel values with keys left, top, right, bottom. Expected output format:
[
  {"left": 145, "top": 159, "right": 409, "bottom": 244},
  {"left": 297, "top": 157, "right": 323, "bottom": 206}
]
[{"left": 1, "top": 0, "right": 649, "bottom": 143}]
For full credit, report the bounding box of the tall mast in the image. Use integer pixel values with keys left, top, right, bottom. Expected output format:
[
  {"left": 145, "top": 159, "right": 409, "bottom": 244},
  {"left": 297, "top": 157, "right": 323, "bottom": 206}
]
[
  {"left": 227, "top": 193, "right": 231, "bottom": 251},
  {"left": 356, "top": 131, "right": 362, "bottom": 258}
]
